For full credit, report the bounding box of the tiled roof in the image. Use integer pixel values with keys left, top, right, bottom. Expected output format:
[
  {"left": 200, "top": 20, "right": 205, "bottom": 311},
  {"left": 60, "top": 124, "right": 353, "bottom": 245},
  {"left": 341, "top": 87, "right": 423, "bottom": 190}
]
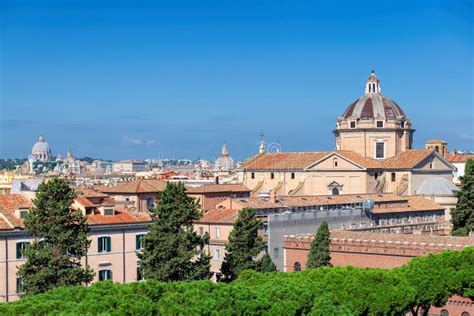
[
  {"left": 98, "top": 179, "right": 167, "bottom": 194},
  {"left": 0, "top": 194, "right": 32, "bottom": 229},
  {"left": 382, "top": 149, "right": 433, "bottom": 169},
  {"left": 220, "top": 194, "right": 443, "bottom": 214},
  {"left": 86, "top": 209, "right": 151, "bottom": 225},
  {"left": 186, "top": 183, "right": 250, "bottom": 194},
  {"left": 286, "top": 230, "right": 474, "bottom": 247},
  {"left": 197, "top": 208, "right": 240, "bottom": 224},
  {"left": 243, "top": 150, "right": 439, "bottom": 171},
  {"left": 75, "top": 187, "right": 109, "bottom": 198},
  {"left": 335, "top": 151, "right": 382, "bottom": 168},
  {"left": 75, "top": 196, "right": 116, "bottom": 208},
  {"left": 370, "top": 196, "right": 444, "bottom": 214},
  {"left": 243, "top": 152, "right": 329, "bottom": 170},
  {"left": 0, "top": 216, "right": 13, "bottom": 230},
  {"left": 447, "top": 154, "right": 474, "bottom": 163}
]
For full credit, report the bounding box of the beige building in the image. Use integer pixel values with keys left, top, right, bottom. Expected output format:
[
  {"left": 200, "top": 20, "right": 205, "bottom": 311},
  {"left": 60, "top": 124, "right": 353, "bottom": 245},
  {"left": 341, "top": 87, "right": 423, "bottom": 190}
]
[
  {"left": 240, "top": 72, "right": 455, "bottom": 198},
  {"left": 0, "top": 193, "right": 151, "bottom": 302},
  {"left": 98, "top": 179, "right": 167, "bottom": 212},
  {"left": 186, "top": 183, "right": 250, "bottom": 213},
  {"left": 0, "top": 171, "right": 32, "bottom": 195}
]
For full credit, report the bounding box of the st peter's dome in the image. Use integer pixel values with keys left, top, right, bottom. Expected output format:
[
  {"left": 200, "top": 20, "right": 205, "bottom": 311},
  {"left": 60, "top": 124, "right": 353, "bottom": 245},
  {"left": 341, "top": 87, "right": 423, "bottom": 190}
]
[
  {"left": 31, "top": 133, "right": 52, "bottom": 162},
  {"left": 214, "top": 143, "right": 236, "bottom": 172}
]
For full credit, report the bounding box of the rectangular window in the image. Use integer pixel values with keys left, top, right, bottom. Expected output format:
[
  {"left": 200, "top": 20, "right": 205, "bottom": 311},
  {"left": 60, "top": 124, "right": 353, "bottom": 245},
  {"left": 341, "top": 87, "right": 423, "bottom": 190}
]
[
  {"left": 98, "top": 269, "right": 112, "bottom": 281},
  {"left": 251, "top": 172, "right": 255, "bottom": 179},
  {"left": 16, "top": 277, "right": 23, "bottom": 293},
  {"left": 376, "top": 121, "right": 384, "bottom": 128},
  {"left": 98, "top": 236, "right": 111, "bottom": 253},
  {"left": 135, "top": 234, "right": 145, "bottom": 251},
  {"left": 215, "top": 227, "right": 221, "bottom": 238},
  {"left": 270, "top": 172, "right": 275, "bottom": 179},
  {"left": 136, "top": 261, "right": 144, "bottom": 281},
  {"left": 16, "top": 242, "right": 29, "bottom": 259},
  {"left": 19, "top": 210, "right": 28, "bottom": 219},
  {"left": 375, "top": 142, "right": 385, "bottom": 159},
  {"left": 215, "top": 248, "right": 221, "bottom": 260},
  {"left": 291, "top": 172, "right": 295, "bottom": 179},
  {"left": 273, "top": 247, "right": 279, "bottom": 258},
  {"left": 104, "top": 209, "right": 114, "bottom": 216},
  {"left": 263, "top": 223, "right": 269, "bottom": 236},
  {"left": 350, "top": 121, "right": 356, "bottom": 128},
  {"left": 199, "top": 227, "right": 204, "bottom": 236},
  {"left": 391, "top": 173, "right": 396, "bottom": 182}
]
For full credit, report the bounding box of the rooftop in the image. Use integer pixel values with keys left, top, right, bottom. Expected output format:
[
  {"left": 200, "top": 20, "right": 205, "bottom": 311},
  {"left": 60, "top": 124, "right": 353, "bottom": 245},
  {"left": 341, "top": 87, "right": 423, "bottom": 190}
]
[
  {"left": 186, "top": 183, "right": 250, "bottom": 194},
  {"left": 98, "top": 179, "right": 168, "bottom": 194}
]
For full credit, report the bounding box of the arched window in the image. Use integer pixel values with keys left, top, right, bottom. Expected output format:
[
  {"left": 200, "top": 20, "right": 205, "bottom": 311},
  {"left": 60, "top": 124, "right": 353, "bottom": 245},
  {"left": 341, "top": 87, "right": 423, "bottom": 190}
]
[
  {"left": 294, "top": 262, "right": 301, "bottom": 272},
  {"left": 435, "top": 145, "right": 439, "bottom": 153},
  {"left": 440, "top": 309, "right": 449, "bottom": 316},
  {"left": 333, "top": 158, "right": 338, "bottom": 168},
  {"left": 332, "top": 187, "right": 339, "bottom": 196}
]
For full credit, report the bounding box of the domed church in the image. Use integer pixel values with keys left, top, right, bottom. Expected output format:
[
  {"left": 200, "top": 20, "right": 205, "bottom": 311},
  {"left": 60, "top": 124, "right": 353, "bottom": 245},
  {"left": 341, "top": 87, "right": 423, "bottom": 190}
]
[
  {"left": 31, "top": 133, "right": 52, "bottom": 162},
  {"left": 241, "top": 71, "right": 455, "bottom": 197},
  {"left": 335, "top": 71, "right": 414, "bottom": 159}
]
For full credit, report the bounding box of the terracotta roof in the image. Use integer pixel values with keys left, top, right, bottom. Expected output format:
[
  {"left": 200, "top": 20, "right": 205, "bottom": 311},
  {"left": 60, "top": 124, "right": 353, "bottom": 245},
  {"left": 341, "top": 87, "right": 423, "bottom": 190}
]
[
  {"left": 370, "top": 195, "right": 444, "bottom": 214},
  {"left": 286, "top": 230, "right": 474, "bottom": 247},
  {"left": 186, "top": 183, "right": 250, "bottom": 194},
  {"left": 334, "top": 151, "right": 382, "bottom": 168},
  {"left": 382, "top": 149, "right": 433, "bottom": 169},
  {"left": 75, "top": 187, "right": 109, "bottom": 198},
  {"left": 0, "top": 216, "right": 13, "bottom": 230},
  {"left": 243, "top": 150, "right": 439, "bottom": 171},
  {"left": 447, "top": 154, "right": 474, "bottom": 163},
  {"left": 98, "top": 179, "right": 167, "bottom": 194},
  {"left": 219, "top": 194, "right": 443, "bottom": 214},
  {"left": 75, "top": 196, "right": 116, "bottom": 208},
  {"left": 86, "top": 209, "right": 151, "bottom": 225},
  {"left": 197, "top": 208, "right": 240, "bottom": 224},
  {"left": 0, "top": 194, "right": 32, "bottom": 229},
  {"left": 243, "top": 152, "right": 329, "bottom": 170}
]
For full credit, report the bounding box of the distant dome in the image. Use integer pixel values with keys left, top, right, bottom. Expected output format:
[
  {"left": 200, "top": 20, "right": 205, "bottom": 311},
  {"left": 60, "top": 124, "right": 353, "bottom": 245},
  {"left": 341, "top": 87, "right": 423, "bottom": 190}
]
[
  {"left": 416, "top": 176, "right": 459, "bottom": 196},
  {"left": 341, "top": 71, "right": 408, "bottom": 121},
  {"left": 214, "top": 143, "right": 235, "bottom": 172},
  {"left": 31, "top": 133, "right": 52, "bottom": 162}
]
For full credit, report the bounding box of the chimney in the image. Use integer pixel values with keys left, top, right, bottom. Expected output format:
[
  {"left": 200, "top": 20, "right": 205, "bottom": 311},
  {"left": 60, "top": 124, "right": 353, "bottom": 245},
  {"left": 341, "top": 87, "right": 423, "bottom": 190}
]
[{"left": 269, "top": 190, "right": 276, "bottom": 204}]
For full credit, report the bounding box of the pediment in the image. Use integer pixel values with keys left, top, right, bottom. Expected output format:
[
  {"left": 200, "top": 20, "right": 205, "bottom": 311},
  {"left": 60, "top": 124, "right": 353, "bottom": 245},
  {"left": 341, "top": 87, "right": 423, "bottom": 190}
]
[
  {"left": 305, "top": 152, "right": 365, "bottom": 171},
  {"left": 414, "top": 152, "right": 456, "bottom": 171}
]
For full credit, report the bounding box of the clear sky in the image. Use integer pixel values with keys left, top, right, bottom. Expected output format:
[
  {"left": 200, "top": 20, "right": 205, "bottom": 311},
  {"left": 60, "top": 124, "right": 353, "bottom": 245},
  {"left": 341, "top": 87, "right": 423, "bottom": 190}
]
[{"left": 0, "top": 0, "right": 472, "bottom": 161}]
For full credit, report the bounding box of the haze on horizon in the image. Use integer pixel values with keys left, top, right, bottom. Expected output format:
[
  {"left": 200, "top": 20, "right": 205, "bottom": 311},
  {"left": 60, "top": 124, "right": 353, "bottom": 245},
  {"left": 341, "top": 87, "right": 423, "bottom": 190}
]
[{"left": 0, "top": 0, "right": 472, "bottom": 161}]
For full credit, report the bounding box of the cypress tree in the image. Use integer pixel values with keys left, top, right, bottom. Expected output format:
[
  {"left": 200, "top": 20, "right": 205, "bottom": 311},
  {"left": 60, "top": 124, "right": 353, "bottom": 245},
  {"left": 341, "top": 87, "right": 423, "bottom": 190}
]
[
  {"left": 257, "top": 253, "right": 277, "bottom": 272},
  {"left": 306, "top": 221, "right": 331, "bottom": 269},
  {"left": 18, "top": 178, "right": 94, "bottom": 296},
  {"left": 220, "top": 207, "right": 264, "bottom": 282},
  {"left": 451, "top": 159, "right": 474, "bottom": 236},
  {"left": 138, "top": 182, "right": 211, "bottom": 281}
]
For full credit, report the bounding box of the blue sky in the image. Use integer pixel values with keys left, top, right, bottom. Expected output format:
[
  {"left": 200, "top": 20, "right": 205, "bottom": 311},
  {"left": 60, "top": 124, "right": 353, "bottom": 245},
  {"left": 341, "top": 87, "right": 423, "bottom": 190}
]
[{"left": 0, "top": 0, "right": 472, "bottom": 161}]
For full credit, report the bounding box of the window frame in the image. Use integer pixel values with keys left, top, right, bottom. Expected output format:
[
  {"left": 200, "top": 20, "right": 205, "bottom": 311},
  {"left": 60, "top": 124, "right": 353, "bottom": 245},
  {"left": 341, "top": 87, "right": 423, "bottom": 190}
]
[
  {"left": 376, "top": 120, "right": 384, "bottom": 128},
  {"left": 215, "top": 227, "right": 221, "bottom": 238},
  {"left": 16, "top": 241, "right": 29, "bottom": 259},
  {"left": 375, "top": 142, "right": 385, "bottom": 159},
  {"left": 98, "top": 269, "right": 112, "bottom": 281},
  {"left": 98, "top": 236, "right": 112, "bottom": 253},
  {"left": 349, "top": 121, "right": 356, "bottom": 129}
]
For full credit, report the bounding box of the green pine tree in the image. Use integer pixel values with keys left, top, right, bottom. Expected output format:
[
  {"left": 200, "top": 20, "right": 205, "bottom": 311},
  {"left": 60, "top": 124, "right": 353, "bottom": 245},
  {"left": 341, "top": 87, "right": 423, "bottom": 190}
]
[
  {"left": 257, "top": 253, "right": 277, "bottom": 272},
  {"left": 138, "top": 182, "right": 211, "bottom": 281},
  {"left": 220, "top": 207, "right": 264, "bottom": 282},
  {"left": 306, "top": 221, "right": 331, "bottom": 269},
  {"left": 451, "top": 159, "right": 474, "bottom": 236},
  {"left": 18, "top": 178, "right": 94, "bottom": 296}
]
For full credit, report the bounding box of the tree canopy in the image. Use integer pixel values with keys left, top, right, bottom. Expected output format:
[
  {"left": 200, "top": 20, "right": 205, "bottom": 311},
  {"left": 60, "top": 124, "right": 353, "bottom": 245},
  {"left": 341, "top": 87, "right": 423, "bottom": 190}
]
[
  {"left": 138, "top": 182, "right": 211, "bottom": 281},
  {"left": 17, "top": 178, "right": 94, "bottom": 296},
  {"left": 306, "top": 221, "right": 331, "bottom": 268},
  {"left": 220, "top": 207, "right": 264, "bottom": 282},
  {"left": 2, "top": 247, "right": 472, "bottom": 315},
  {"left": 451, "top": 158, "right": 474, "bottom": 236}
]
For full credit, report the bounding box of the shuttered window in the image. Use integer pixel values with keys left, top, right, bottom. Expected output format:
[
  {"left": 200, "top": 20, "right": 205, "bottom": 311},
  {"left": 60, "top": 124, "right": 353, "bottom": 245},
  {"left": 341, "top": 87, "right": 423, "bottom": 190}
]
[
  {"left": 136, "top": 234, "right": 145, "bottom": 250},
  {"left": 16, "top": 242, "right": 29, "bottom": 259},
  {"left": 98, "top": 269, "right": 112, "bottom": 281},
  {"left": 98, "top": 236, "right": 111, "bottom": 253}
]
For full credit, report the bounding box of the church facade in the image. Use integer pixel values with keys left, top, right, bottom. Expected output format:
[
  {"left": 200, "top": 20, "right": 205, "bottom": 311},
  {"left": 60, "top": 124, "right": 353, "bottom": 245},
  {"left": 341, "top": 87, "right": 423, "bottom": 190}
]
[{"left": 240, "top": 72, "right": 455, "bottom": 197}]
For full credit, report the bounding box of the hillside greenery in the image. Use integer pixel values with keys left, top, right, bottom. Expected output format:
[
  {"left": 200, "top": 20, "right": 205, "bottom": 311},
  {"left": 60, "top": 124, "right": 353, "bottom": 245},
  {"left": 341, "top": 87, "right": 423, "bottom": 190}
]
[{"left": 1, "top": 247, "right": 472, "bottom": 315}]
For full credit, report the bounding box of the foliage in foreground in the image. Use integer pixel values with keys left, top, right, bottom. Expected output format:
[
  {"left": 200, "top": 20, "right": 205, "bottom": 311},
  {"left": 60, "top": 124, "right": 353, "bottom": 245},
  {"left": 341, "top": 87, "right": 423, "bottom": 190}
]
[
  {"left": 451, "top": 158, "right": 474, "bottom": 236},
  {"left": 306, "top": 221, "right": 331, "bottom": 269},
  {"left": 1, "top": 247, "right": 472, "bottom": 316}
]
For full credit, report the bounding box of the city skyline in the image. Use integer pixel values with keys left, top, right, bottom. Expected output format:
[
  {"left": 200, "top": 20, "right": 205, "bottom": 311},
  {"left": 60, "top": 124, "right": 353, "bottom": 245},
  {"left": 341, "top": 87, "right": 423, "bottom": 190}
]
[{"left": 1, "top": 1, "right": 472, "bottom": 160}]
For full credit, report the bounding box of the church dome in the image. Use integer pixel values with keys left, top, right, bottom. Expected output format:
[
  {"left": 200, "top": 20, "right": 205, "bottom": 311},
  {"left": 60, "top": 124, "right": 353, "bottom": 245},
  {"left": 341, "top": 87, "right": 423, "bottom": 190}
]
[
  {"left": 31, "top": 133, "right": 52, "bottom": 162},
  {"left": 214, "top": 143, "right": 236, "bottom": 172},
  {"left": 341, "top": 71, "right": 407, "bottom": 121}
]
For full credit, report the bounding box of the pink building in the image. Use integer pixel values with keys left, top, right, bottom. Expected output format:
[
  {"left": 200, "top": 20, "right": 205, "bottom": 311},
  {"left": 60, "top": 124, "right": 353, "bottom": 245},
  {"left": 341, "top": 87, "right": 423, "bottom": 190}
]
[{"left": 0, "top": 193, "right": 151, "bottom": 302}]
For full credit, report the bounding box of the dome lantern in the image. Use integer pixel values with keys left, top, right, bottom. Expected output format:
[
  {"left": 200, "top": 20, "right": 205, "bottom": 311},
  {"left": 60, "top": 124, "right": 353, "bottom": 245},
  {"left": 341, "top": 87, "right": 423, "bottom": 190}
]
[{"left": 365, "top": 70, "right": 381, "bottom": 94}]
